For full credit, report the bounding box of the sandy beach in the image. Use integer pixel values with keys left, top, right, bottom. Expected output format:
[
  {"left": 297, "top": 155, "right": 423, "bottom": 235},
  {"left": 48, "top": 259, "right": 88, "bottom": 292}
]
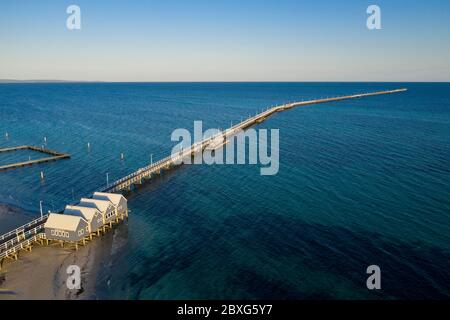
[{"left": 0, "top": 203, "right": 124, "bottom": 300}]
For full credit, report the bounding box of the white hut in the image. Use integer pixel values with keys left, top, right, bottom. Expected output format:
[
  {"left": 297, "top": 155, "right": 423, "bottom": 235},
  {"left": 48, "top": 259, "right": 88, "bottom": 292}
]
[
  {"left": 78, "top": 198, "right": 116, "bottom": 225},
  {"left": 92, "top": 192, "right": 128, "bottom": 218},
  {"left": 64, "top": 205, "right": 103, "bottom": 236},
  {"left": 44, "top": 213, "right": 88, "bottom": 244}
]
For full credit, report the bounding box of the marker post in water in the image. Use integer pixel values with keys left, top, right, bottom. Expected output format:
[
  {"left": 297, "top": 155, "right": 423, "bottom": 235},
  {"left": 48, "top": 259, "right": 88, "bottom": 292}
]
[{"left": 39, "top": 201, "right": 43, "bottom": 218}]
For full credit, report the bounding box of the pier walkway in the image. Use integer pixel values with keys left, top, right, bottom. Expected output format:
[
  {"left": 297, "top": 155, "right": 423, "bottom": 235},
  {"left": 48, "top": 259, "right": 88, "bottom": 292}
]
[{"left": 0, "top": 88, "right": 407, "bottom": 270}]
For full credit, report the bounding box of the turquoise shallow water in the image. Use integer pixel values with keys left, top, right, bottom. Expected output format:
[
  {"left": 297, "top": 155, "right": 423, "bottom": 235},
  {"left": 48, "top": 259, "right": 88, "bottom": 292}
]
[{"left": 0, "top": 82, "right": 449, "bottom": 299}]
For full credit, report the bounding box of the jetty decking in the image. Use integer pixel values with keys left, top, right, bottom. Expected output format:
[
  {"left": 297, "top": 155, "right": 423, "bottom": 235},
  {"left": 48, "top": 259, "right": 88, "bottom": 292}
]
[
  {"left": 0, "top": 88, "right": 407, "bottom": 270},
  {"left": 0, "top": 145, "right": 70, "bottom": 171}
]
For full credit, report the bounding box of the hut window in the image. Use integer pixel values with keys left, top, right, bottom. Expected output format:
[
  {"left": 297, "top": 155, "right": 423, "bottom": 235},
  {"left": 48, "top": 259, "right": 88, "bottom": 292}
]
[{"left": 52, "top": 230, "right": 69, "bottom": 238}]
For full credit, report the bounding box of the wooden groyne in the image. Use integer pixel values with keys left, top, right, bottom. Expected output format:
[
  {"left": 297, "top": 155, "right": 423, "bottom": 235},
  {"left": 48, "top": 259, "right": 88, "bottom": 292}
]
[{"left": 0, "top": 145, "right": 70, "bottom": 171}]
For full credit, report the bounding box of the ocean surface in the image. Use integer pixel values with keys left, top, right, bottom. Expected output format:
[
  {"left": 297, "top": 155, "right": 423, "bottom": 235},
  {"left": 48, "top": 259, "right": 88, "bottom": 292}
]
[{"left": 0, "top": 82, "right": 449, "bottom": 299}]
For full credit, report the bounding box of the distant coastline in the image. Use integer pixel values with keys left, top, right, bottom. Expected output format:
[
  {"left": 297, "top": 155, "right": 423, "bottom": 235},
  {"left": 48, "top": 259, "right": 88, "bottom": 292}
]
[
  {"left": 0, "top": 79, "right": 100, "bottom": 83},
  {"left": 1, "top": 80, "right": 449, "bottom": 84}
]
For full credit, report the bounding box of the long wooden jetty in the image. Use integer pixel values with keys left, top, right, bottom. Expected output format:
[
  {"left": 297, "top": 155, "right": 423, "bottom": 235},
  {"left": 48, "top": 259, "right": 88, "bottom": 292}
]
[
  {"left": 100, "top": 88, "right": 407, "bottom": 193},
  {"left": 0, "top": 88, "right": 407, "bottom": 270},
  {"left": 0, "top": 145, "right": 70, "bottom": 171}
]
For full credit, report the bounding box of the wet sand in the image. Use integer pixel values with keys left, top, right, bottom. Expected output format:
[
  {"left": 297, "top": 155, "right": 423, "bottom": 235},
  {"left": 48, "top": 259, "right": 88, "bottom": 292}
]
[{"left": 0, "top": 238, "right": 103, "bottom": 299}]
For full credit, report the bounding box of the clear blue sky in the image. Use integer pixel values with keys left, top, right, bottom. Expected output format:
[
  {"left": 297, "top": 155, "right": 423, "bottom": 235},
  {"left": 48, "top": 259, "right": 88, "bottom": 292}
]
[{"left": 1, "top": 0, "right": 449, "bottom": 81}]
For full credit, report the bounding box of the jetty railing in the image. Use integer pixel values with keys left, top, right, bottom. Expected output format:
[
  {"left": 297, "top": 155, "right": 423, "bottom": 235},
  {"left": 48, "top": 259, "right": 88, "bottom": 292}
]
[
  {"left": 0, "top": 224, "right": 45, "bottom": 253},
  {"left": 0, "top": 233, "right": 45, "bottom": 261},
  {"left": 0, "top": 214, "right": 48, "bottom": 243}
]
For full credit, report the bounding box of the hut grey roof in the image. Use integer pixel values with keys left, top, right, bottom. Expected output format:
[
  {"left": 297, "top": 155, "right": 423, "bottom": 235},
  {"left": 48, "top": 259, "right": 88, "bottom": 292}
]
[
  {"left": 79, "top": 198, "right": 112, "bottom": 212},
  {"left": 93, "top": 192, "right": 125, "bottom": 206},
  {"left": 64, "top": 205, "right": 99, "bottom": 221},
  {"left": 44, "top": 213, "right": 85, "bottom": 231}
]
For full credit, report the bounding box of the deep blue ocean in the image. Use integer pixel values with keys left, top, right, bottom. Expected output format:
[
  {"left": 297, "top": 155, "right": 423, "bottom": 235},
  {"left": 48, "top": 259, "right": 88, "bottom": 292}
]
[{"left": 0, "top": 82, "right": 449, "bottom": 299}]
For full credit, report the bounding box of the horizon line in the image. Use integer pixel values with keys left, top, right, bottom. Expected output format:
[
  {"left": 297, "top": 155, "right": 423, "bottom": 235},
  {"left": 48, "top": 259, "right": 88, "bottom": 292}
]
[{"left": 1, "top": 79, "right": 449, "bottom": 84}]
